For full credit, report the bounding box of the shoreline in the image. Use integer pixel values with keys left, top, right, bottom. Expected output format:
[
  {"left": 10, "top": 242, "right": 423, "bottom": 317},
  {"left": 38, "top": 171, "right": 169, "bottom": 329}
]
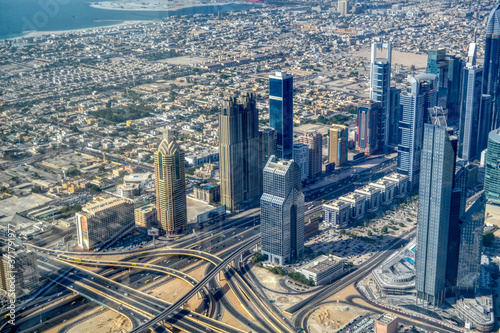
[
  {"left": 89, "top": 1, "right": 238, "bottom": 12},
  {"left": 10, "top": 20, "right": 146, "bottom": 40}
]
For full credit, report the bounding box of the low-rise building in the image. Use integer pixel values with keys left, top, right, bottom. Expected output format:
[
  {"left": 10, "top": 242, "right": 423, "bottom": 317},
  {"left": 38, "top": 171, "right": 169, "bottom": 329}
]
[
  {"left": 193, "top": 184, "right": 220, "bottom": 204},
  {"left": 117, "top": 183, "right": 140, "bottom": 198},
  {"left": 323, "top": 199, "right": 350, "bottom": 227},
  {"left": 383, "top": 173, "right": 409, "bottom": 199},
  {"left": 297, "top": 255, "right": 345, "bottom": 285},
  {"left": 370, "top": 178, "right": 396, "bottom": 206},
  {"left": 339, "top": 192, "right": 366, "bottom": 221},
  {"left": 355, "top": 185, "right": 381, "bottom": 213},
  {"left": 134, "top": 205, "right": 158, "bottom": 229},
  {"left": 374, "top": 314, "right": 398, "bottom": 333},
  {"left": 76, "top": 196, "right": 135, "bottom": 250}
]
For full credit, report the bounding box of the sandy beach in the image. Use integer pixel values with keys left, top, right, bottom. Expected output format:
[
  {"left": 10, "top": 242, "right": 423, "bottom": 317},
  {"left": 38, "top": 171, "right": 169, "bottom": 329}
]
[{"left": 89, "top": 1, "right": 237, "bottom": 12}]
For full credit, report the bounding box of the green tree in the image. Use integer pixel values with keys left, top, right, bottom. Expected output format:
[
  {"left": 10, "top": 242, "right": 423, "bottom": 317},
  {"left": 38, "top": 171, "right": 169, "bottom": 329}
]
[
  {"left": 90, "top": 185, "right": 101, "bottom": 195},
  {"left": 484, "top": 231, "right": 495, "bottom": 247},
  {"left": 31, "top": 185, "right": 42, "bottom": 193},
  {"left": 381, "top": 226, "right": 388, "bottom": 234},
  {"left": 367, "top": 230, "right": 373, "bottom": 236}
]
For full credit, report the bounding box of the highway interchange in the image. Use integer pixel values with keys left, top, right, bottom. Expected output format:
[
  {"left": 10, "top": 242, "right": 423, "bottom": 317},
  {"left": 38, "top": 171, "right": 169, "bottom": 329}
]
[{"left": 1, "top": 156, "right": 462, "bottom": 333}]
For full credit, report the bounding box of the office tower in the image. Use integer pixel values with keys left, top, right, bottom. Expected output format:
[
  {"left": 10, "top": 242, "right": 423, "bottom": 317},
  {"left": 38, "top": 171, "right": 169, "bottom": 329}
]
[
  {"left": 259, "top": 127, "right": 277, "bottom": 192},
  {"left": 370, "top": 43, "right": 392, "bottom": 150},
  {"left": 328, "top": 125, "right": 348, "bottom": 167},
  {"left": 293, "top": 143, "right": 309, "bottom": 181},
  {"left": 260, "top": 156, "right": 304, "bottom": 266},
  {"left": 269, "top": 71, "right": 294, "bottom": 159},
  {"left": 427, "top": 49, "right": 464, "bottom": 121},
  {"left": 485, "top": 129, "right": 500, "bottom": 217},
  {"left": 300, "top": 130, "right": 322, "bottom": 179},
  {"left": 483, "top": 4, "right": 500, "bottom": 130},
  {"left": 76, "top": 196, "right": 135, "bottom": 250},
  {"left": 338, "top": 0, "right": 348, "bottom": 15},
  {"left": 388, "top": 86, "right": 401, "bottom": 147},
  {"left": 357, "top": 100, "right": 380, "bottom": 155},
  {"left": 154, "top": 132, "right": 187, "bottom": 234},
  {"left": 456, "top": 194, "right": 485, "bottom": 291},
  {"left": 220, "top": 93, "right": 260, "bottom": 211},
  {"left": 0, "top": 250, "right": 39, "bottom": 298},
  {"left": 478, "top": 95, "right": 493, "bottom": 154},
  {"left": 445, "top": 188, "right": 462, "bottom": 287},
  {"left": 415, "top": 122, "right": 456, "bottom": 306},
  {"left": 397, "top": 74, "right": 438, "bottom": 191},
  {"left": 458, "top": 43, "right": 483, "bottom": 162}
]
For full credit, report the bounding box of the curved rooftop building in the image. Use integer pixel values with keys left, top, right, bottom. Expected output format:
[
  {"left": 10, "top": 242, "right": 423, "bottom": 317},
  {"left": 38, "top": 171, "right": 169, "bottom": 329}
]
[{"left": 483, "top": 4, "right": 500, "bottom": 130}]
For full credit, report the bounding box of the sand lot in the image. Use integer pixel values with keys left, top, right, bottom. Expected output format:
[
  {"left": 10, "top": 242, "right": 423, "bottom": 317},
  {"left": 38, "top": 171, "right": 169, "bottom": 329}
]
[{"left": 354, "top": 49, "right": 428, "bottom": 69}]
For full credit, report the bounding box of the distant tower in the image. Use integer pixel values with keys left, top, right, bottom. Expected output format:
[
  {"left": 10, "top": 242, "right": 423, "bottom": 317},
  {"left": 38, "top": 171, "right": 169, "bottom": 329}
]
[
  {"left": 293, "top": 143, "right": 309, "bottom": 182},
  {"left": 357, "top": 100, "right": 380, "bottom": 155},
  {"left": 269, "top": 71, "right": 294, "bottom": 160},
  {"left": 328, "top": 125, "right": 348, "bottom": 167},
  {"left": 484, "top": 129, "right": 500, "bottom": 217},
  {"left": 370, "top": 43, "right": 392, "bottom": 150},
  {"left": 415, "top": 122, "right": 456, "bottom": 306},
  {"left": 260, "top": 156, "right": 304, "bottom": 266},
  {"left": 154, "top": 131, "right": 187, "bottom": 235},
  {"left": 458, "top": 43, "right": 483, "bottom": 162},
  {"left": 397, "top": 74, "right": 438, "bottom": 191},
  {"left": 299, "top": 130, "right": 322, "bottom": 179},
  {"left": 258, "top": 127, "right": 277, "bottom": 193},
  {"left": 338, "top": 0, "right": 348, "bottom": 15},
  {"left": 219, "top": 93, "right": 260, "bottom": 211},
  {"left": 483, "top": 4, "right": 500, "bottom": 130}
]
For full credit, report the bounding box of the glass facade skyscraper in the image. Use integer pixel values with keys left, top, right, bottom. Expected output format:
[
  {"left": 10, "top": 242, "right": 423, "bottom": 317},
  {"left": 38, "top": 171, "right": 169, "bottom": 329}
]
[
  {"left": 485, "top": 129, "right": 500, "bottom": 216},
  {"left": 269, "top": 71, "right": 294, "bottom": 160},
  {"left": 458, "top": 43, "right": 483, "bottom": 162},
  {"left": 357, "top": 100, "right": 380, "bottom": 155},
  {"left": 482, "top": 4, "right": 500, "bottom": 130},
  {"left": 397, "top": 74, "right": 437, "bottom": 191},
  {"left": 370, "top": 43, "right": 392, "bottom": 150},
  {"left": 328, "top": 125, "right": 348, "bottom": 167},
  {"left": 260, "top": 156, "right": 304, "bottom": 266},
  {"left": 415, "top": 123, "right": 456, "bottom": 306}
]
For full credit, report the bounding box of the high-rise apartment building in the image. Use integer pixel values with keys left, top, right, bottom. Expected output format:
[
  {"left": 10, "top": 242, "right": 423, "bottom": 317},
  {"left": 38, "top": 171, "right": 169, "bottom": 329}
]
[
  {"left": 388, "top": 86, "right": 401, "bottom": 147},
  {"left": 154, "top": 132, "right": 187, "bottom": 234},
  {"left": 483, "top": 4, "right": 500, "bottom": 130},
  {"left": 269, "top": 71, "right": 294, "bottom": 159},
  {"left": 259, "top": 127, "right": 277, "bottom": 192},
  {"left": 293, "top": 143, "right": 309, "bottom": 182},
  {"left": 338, "top": 0, "right": 348, "bottom": 15},
  {"left": 260, "top": 156, "right": 304, "bottom": 266},
  {"left": 398, "top": 74, "right": 438, "bottom": 191},
  {"left": 357, "top": 100, "right": 380, "bottom": 155},
  {"left": 485, "top": 129, "right": 500, "bottom": 219},
  {"left": 76, "top": 196, "right": 135, "bottom": 250},
  {"left": 459, "top": 43, "right": 483, "bottom": 162},
  {"left": 456, "top": 194, "right": 485, "bottom": 290},
  {"left": 0, "top": 250, "right": 39, "bottom": 298},
  {"left": 415, "top": 123, "right": 456, "bottom": 306},
  {"left": 328, "top": 125, "right": 348, "bottom": 167},
  {"left": 370, "top": 43, "right": 392, "bottom": 150},
  {"left": 300, "top": 130, "right": 322, "bottom": 179},
  {"left": 219, "top": 93, "right": 260, "bottom": 211}
]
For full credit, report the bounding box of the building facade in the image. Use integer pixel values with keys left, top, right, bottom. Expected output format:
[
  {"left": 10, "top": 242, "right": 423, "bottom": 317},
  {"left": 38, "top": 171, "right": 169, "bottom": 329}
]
[
  {"left": 76, "top": 196, "right": 135, "bottom": 250},
  {"left": 485, "top": 129, "right": 500, "bottom": 219},
  {"left": 259, "top": 127, "right": 277, "bottom": 192},
  {"left": 269, "top": 71, "right": 294, "bottom": 159},
  {"left": 297, "top": 255, "right": 345, "bottom": 285},
  {"left": 293, "top": 143, "right": 309, "bottom": 182},
  {"left": 415, "top": 123, "right": 455, "bottom": 306},
  {"left": 219, "top": 93, "right": 260, "bottom": 211},
  {"left": 260, "top": 156, "right": 304, "bottom": 266},
  {"left": 134, "top": 205, "right": 157, "bottom": 229},
  {"left": 459, "top": 43, "right": 483, "bottom": 162},
  {"left": 154, "top": 132, "right": 188, "bottom": 234},
  {"left": 357, "top": 100, "right": 380, "bottom": 155},
  {"left": 0, "top": 250, "right": 39, "bottom": 298},
  {"left": 323, "top": 200, "right": 350, "bottom": 228},
  {"left": 483, "top": 4, "right": 500, "bottom": 130},
  {"left": 300, "top": 130, "right": 322, "bottom": 179},
  {"left": 328, "top": 125, "right": 348, "bottom": 167},
  {"left": 389, "top": 86, "right": 401, "bottom": 147},
  {"left": 370, "top": 43, "right": 392, "bottom": 150},
  {"left": 398, "top": 74, "right": 437, "bottom": 191}
]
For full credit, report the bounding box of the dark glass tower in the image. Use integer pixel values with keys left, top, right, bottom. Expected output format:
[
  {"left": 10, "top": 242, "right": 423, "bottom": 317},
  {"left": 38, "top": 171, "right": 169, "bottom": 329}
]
[
  {"left": 415, "top": 122, "right": 456, "bottom": 306},
  {"left": 269, "top": 71, "right": 294, "bottom": 160},
  {"left": 482, "top": 4, "right": 500, "bottom": 130}
]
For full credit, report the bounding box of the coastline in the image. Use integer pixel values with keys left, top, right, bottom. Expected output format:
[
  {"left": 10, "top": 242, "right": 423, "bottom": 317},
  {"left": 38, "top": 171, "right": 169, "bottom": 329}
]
[
  {"left": 89, "top": 1, "right": 238, "bottom": 12},
  {"left": 13, "top": 20, "right": 146, "bottom": 40}
]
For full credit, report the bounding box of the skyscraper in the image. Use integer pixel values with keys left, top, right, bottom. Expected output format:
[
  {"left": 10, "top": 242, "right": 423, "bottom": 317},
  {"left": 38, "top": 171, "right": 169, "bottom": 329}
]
[
  {"left": 398, "top": 74, "right": 438, "bottom": 191},
  {"left": 259, "top": 127, "right": 277, "bottom": 192},
  {"left": 299, "top": 130, "right": 322, "bottom": 179},
  {"left": 415, "top": 122, "right": 456, "bottom": 306},
  {"left": 484, "top": 129, "right": 500, "bottom": 218},
  {"left": 261, "top": 156, "right": 304, "bottom": 266},
  {"left": 456, "top": 194, "right": 485, "bottom": 291},
  {"left": 328, "top": 125, "right": 348, "bottom": 167},
  {"left": 154, "top": 132, "right": 187, "bottom": 234},
  {"left": 293, "top": 143, "right": 309, "bottom": 182},
  {"left": 370, "top": 43, "right": 392, "bottom": 150},
  {"left": 458, "top": 43, "right": 483, "bottom": 162},
  {"left": 269, "top": 71, "right": 294, "bottom": 159},
  {"left": 483, "top": 4, "right": 500, "bottom": 130},
  {"left": 219, "top": 93, "right": 260, "bottom": 211},
  {"left": 357, "top": 100, "right": 380, "bottom": 155},
  {"left": 338, "top": 0, "right": 348, "bottom": 15},
  {"left": 388, "top": 86, "right": 401, "bottom": 147}
]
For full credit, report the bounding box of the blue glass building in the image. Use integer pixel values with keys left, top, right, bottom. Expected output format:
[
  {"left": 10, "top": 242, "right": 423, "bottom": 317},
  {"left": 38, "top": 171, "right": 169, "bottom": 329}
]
[
  {"left": 269, "top": 71, "right": 294, "bottom": 159},
  {"left": 482, "top": 4, "right": 500, "bottom": 130}
]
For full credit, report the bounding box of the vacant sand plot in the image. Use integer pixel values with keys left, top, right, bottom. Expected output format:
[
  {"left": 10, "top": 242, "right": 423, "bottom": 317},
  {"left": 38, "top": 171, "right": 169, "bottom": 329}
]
[{"left": 354, "top": 49, "right": 428, "bottom": 69}]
